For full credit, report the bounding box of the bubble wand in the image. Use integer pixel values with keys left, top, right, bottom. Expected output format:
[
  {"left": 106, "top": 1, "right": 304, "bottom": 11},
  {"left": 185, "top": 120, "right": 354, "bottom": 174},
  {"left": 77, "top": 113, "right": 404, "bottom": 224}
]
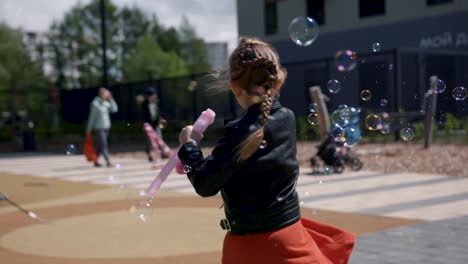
[
  {"left": 146, "top": 109, "right": 216, "bottom": 197},
  {"left": 0, "top": 192, "right": 49, "bottom": 224}
]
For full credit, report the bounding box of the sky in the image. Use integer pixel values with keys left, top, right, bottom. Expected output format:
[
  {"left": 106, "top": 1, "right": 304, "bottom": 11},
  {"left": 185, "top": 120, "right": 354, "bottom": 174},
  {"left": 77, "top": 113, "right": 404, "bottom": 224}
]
[{"left": 0, "top": 0, "right": 238, "bottom": 50}]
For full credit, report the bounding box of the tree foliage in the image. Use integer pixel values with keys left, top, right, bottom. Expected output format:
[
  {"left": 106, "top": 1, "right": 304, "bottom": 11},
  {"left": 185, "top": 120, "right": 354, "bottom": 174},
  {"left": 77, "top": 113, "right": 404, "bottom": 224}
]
[
  {"left": 41, "top": 0, "right": 210, "bottom": 89},
  {"left": 123, "top": 35, "right": 188, "bottom": 81},
  {"left": 0, "top": 23, "right": 44, "bottom": 92}
]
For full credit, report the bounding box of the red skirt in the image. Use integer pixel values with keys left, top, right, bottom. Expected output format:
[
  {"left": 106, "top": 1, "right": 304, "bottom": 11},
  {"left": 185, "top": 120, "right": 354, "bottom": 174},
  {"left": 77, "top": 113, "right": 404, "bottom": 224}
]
[{"left": 222, "top": 217, "right": 355, "bottom": 264}]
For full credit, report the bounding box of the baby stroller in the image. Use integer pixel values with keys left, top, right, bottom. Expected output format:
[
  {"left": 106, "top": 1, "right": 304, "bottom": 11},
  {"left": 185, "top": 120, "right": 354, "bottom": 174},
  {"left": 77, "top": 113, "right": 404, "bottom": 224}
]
[{"left": 310, "top": 132, "right": 363, "bottom": 174}]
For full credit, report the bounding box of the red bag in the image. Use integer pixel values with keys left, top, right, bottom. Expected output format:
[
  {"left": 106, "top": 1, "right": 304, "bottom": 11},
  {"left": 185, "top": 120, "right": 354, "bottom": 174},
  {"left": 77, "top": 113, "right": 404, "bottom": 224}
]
[{"left": 84, "top": 132, "right": 97, "bottom": 162}]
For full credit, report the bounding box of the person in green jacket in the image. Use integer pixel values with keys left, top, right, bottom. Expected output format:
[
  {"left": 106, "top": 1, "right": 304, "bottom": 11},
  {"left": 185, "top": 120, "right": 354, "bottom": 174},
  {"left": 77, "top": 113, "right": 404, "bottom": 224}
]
[{"left": 86, "top": 88, "right": 118, "bottom": 167}]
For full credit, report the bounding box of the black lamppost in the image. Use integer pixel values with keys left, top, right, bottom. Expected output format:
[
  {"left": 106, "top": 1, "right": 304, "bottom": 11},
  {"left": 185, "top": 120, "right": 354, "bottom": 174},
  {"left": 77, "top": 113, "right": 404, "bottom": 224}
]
[{"left": 100, "top": 0, "right": 108, "bottom": 87}]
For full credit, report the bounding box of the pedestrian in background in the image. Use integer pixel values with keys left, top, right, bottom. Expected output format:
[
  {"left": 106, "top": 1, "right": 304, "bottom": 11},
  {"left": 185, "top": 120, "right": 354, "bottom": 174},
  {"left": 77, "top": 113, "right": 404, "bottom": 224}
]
[
  {"left": 86, "top": 87, "right": 118, "bottom": 167},
  {"left": 141, "top": 86, "right": 165, "bottom": 162}
]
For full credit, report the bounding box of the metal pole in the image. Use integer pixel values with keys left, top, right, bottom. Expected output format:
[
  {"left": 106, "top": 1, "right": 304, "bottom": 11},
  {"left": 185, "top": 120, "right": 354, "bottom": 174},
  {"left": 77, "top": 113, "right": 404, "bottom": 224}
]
[
  {"left": 100, "top": 0, "right": 108, "bottom": 87},
  {"left": 424, "top": 76, "right": 438, "bottom": 149}
]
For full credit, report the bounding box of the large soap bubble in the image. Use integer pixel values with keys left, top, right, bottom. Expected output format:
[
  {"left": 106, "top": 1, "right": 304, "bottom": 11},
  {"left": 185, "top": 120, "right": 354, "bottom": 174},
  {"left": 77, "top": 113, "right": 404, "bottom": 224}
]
[{"left": 288, "top": 16, "right": 319, "bottom": 46}]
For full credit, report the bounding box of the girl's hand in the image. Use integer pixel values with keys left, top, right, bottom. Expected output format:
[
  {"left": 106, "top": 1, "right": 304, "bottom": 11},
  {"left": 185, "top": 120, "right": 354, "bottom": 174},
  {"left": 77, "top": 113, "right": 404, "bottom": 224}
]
[{"left": 179, "top": 126, "right": 195, "bottom": 144}]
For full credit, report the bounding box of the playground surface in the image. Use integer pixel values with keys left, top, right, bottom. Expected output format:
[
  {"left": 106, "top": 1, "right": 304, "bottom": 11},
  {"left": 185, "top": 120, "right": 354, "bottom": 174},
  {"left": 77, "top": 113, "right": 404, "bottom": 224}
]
[{"left": 1, "top": 153, "right": 467, "bottom": 263}]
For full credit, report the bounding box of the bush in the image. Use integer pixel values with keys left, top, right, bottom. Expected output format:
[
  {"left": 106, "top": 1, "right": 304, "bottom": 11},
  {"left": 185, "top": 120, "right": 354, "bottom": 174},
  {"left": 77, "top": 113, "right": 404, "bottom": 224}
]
[
  {"left": 444, "top": 113, "right": 462, "bottom": 134},
  {"left": 296, "top": 116, "right": 320, "bottom": 141}
]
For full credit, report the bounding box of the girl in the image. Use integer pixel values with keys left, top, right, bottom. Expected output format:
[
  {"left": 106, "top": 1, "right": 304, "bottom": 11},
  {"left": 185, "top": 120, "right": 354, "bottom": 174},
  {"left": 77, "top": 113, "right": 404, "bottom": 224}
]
[{"left": 178, "top": 38, "right": 355, "bottom": 264}]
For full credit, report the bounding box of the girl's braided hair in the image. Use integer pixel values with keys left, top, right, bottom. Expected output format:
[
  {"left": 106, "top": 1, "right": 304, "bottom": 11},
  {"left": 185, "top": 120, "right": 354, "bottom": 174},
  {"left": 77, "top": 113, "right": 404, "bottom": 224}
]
[{"left": 230, "top": 37, "right": 287, "bottom": 161}]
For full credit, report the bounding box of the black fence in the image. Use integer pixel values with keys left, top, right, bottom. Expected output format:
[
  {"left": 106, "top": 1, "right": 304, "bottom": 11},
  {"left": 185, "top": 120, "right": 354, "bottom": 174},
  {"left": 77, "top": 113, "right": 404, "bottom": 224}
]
[
  {"left": 280, "top": 48, "right": 468, "bottom": 120},
  {"left": 1, "top": 48, "right": 467, "bottom": 144},
  {"left": 60, "top": 73, "right": 239, "bottom": 128}
]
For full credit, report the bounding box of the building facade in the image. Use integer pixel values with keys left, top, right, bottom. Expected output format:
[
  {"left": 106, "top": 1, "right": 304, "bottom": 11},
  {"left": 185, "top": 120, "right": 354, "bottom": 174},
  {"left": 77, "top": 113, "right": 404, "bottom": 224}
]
[
  {"left": 236, "top": 0, "right": 468, "bottom": 118},
  {"left": 206, "top": 42, "right": 229, "bottom": 71}
]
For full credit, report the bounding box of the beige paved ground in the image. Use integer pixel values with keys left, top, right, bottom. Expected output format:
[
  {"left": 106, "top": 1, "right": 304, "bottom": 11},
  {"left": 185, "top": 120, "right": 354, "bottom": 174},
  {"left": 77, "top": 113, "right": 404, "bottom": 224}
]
[
  {"left": 1, "top": 153, "right": 467, "bottom": 263},
  {"left": 3, "top": 154, "right": 467, "bottom": 220}
]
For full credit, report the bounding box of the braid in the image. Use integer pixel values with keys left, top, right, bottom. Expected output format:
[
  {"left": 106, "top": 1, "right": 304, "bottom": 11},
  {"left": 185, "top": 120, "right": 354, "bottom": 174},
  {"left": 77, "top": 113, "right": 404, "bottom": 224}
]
[
  {"left": 230, "top": 37, "right": 287, "bottom": 161},
  {"left": 259, "top": 89, "right": 274, "bottom": 127}
]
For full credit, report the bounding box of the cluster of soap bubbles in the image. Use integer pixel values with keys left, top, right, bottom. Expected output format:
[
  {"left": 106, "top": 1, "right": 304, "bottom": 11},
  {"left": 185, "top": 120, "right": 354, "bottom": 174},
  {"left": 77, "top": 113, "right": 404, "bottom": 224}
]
[
  {"left": 330, "top": 105, "right": 361, "bottom": 147},
  {"left": 128, "top": 190, "right": 154, "bottom": 223},
  {"left": 431, "top": 79, "right": 466, "bottom": 102},
  {"left": 109, "top": 163, "right": 128, "bottom": 194},
  {"left": 308, "top": 103, "right": 319, "bottom": 125},
  {"left": 364, "top": 112, "right": 415, "bottom": 141},
  {"left": 136, "top": 192, "right": 154, "bottom": 223}
]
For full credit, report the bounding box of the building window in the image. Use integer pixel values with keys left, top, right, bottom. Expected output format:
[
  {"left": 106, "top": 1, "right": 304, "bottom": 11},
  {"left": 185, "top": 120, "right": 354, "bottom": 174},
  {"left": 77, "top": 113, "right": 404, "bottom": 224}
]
[
  {"left": 265, "top": 1, "right": 278, "bottom": 35},
  {"left": 306, "top": 0, "right": 325, "bottom": 25},
  {"left": 359, "top": 0, "right": 385, "bottom": 18},
  {"left": 427, "top": 0, "right": 453, "bottom": 6}
]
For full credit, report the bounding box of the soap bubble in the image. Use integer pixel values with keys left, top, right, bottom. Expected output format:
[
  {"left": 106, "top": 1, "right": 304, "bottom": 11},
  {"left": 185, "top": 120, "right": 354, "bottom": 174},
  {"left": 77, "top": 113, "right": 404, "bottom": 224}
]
[
  {"left": 309, "top": 103, "right": 317, "bottom": 112},
  {"left": 380, "top": 99, "right": 388, "bottom": 107},
  {"left": 137, "top": 198, "right": 153, "bottom": 223},
  {"left": 300, "top": 201, "right": 305, "bottom": 206},
  {"left": 65, "top": 144, "right": 76, "bottom": 155},
  {"left": 365, "top": 114, "right": 382, "bottom": 131},
  {"left": 381, "top": 123, "right": 391, "bottom": 134},
  {"left": 337, "top": 105, "right": 351, "bottom": 120},
  {"left": 183, "top": 165, "right": 192, "bottom": 173},
  {"left": 159, "top": 119, "right": 167, "bottom": 129},
  {"left": 288, "top": 16, "right": 319, "bottom": 46},
  {"left": 304, "top": 191, "right": 310, "bottom": 197},
  {"left": 331, "top": 110, "right": 349, "bottom": 128},
  {"left": 331, "top": 126, "right": 345, "bottom": 142},
  {"left": 335, "top": 50, "right": 357, "bottom": 72},
  {"left": 308, "top": 113, "right": 319, "bottom": 125},
  {"left": 111, "top": 163, "right": 127, "bottom": 194},
  {"left": 431, "top": 79, "right": 446, "bottom": 94},
  {"left": 259, "top": 140, "right": 268, "bottom": 149},
  {"left": 400, "top": 128, "right": 414, "bottom": 141},
  {"left": 327, "top": 79, "right": 341, "bottom": 93},
  {"left": 388, "top": 64, "right": 394, "bottom": 71},
  {"left": 344, "top": 126, "right": 361, "bottom": 147},
  {"left": 323, "top": 166, "right": 332, "bottom": 175},
  {"left": 349, "top": 107, "right": 360, "bottom": 125},
  {"left": 361, "top": 90, "right": 372, "bottom": 101},
  {"left": 452, "top": 86, "right": 467, "bottom": 101},
  {"left": 371, "top": 42, "right": 381, "bottom": 52}
]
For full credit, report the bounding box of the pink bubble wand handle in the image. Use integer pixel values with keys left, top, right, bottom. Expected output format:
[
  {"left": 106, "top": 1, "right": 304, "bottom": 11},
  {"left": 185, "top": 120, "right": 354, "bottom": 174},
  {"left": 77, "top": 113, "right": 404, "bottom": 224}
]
[{"left": 146, "top": 109, "right": 216, "bottom": 197}]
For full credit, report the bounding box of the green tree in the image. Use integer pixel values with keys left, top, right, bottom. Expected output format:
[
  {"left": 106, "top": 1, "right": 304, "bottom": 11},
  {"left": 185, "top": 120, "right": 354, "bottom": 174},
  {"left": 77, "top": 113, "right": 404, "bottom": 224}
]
[
  {"left": 122, "top": 35, "right": 188, "bottom": 81},
  {"left": 44, "top": 0, "right": 210, "bottom": 89},
  {"left": 47, "top": 0, "right": 119, "bottom": 89},
  {"left": 179, "top": 15, "right": 211, "bottom": 74},
  {"left": 0, "top": 23, "right": 44, "bottom": 91}
]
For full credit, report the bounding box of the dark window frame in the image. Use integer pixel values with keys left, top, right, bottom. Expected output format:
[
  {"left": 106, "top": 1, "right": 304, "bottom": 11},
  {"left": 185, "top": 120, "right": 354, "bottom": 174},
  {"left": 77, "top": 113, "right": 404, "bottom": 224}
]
[
  {"left": 427, "top": 0, "right": 453, "bottom": 6},
  {"left": 265, "top": 1, "right": 278, "bottom": 35},
  {"left": 306, "top": 0, "right": 325, "bottom": 25},
  {"left": 359, "top": 0, "right": 386, "bottom": 18}
]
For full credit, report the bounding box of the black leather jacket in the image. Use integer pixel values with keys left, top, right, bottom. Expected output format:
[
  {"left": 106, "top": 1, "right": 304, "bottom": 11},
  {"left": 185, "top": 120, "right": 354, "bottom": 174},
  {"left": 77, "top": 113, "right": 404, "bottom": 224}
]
[{"left": 178, "top": 100, "right": 300, "bottom": 235}]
